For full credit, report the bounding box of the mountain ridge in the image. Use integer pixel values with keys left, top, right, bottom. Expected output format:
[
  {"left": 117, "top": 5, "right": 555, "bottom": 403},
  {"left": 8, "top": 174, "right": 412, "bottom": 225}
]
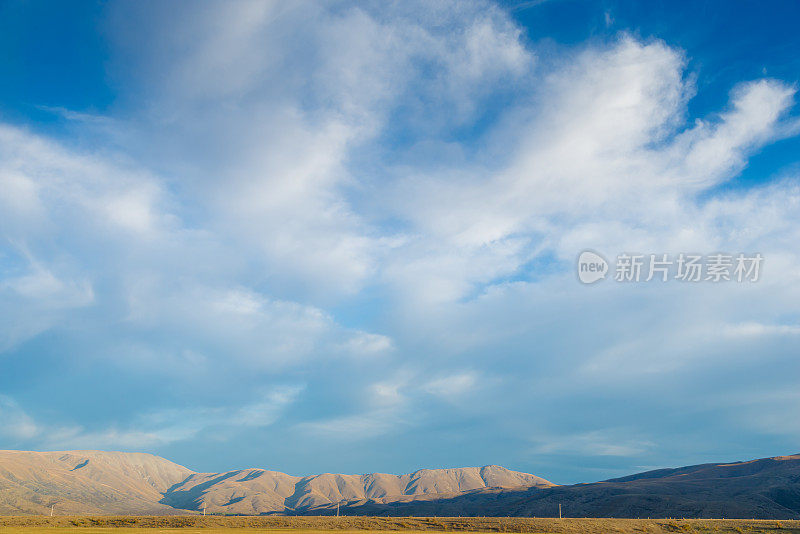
[
  {"left": 1, "top": 450, "right": 799, "bottom": 518},
  {"left": 0, "top": 450, "right": 551, "bottom": 515},
  {"left": 161, "top": 463, "right": 553, "bottom": 515}
]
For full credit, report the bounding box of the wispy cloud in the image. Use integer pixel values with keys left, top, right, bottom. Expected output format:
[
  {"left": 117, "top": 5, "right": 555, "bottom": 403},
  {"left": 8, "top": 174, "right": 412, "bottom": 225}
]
[
  {"left": 530, "top": 430, "right": 655, "bottom": 458},
  {"left": 1, "top": 387, "right": 304, "bottom": 450},
  {"left": 1, "top": 0, "right": 799, "bottom": 480}
]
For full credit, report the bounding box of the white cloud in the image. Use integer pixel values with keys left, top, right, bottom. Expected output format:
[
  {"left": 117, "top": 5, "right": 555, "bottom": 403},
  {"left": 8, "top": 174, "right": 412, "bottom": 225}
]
[
  {"left": 101, "top": 0, "right": 535, "bottom": 299},
  {"left": 336, "top": 332, "right": 394, "bottom": 359},
  {"left": 0, "top": 125, "right": 175, "bottom": 240},
  {"left": 295, "top": 374, "right": 411, "bottom": 441},
  {"left": 0, "top": 122, "right": 394, "bottom": 366},
  {"left": 295, "top": 411, "right": 400, "bottom": 441},
  {"left": 0, "top": 396, "right": 40, "bottom": 441},
  {"left": 530, "top": 429, "right": 655, "bottom": 457},
  {"left": 0, "top": 246, "right": 94, "bottom": 351},
  {"left": 2, "top": 387, "right": 304, "bottom": 451},
  {"left": 423, "top": 372, "right": 478, "bottom": 399},
  {"left": 722, "top": 322, "right": 800, "bottom": 338},
  {"left": 373, "top": 40, "right": 798, "bottom": 315},
  {"left": 231, "top": 385, "right": 305, "bottom": 427},
  {"left": 2, "top": 254, "right": 93, "bottom": 307},
  {"left": 121, "top": 283, "right": 393, "bottom": 369},
  {"left": 2, "top": 0, "right": 799, "bottom": 471}
]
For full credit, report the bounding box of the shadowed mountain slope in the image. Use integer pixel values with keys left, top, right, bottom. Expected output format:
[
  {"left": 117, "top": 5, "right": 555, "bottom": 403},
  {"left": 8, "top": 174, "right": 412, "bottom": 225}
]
[{"left": 333, "top": 454, "right": 800, "bottom": 519}]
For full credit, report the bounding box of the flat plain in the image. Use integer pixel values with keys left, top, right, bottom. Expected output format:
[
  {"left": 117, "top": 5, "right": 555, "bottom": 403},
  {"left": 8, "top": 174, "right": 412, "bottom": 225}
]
[{"left": 0, "top": 517, "right": 798, "bottom": 534}]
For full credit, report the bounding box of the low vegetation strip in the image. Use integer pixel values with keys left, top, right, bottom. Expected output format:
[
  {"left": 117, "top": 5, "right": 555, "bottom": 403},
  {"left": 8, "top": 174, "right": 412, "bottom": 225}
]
[{"left": 0, "top": 517, "right": 797, "bottom": 534}]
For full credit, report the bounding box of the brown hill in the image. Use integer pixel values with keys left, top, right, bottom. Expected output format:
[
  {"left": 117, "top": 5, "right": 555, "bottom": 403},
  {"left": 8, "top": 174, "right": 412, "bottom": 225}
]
[
  {"left": 0, "top": 450, "right": 193, "bottom": 514},
  {"left": 0, "top": 450, "right": 551, "bottom": 515},
  {"left": 161, "top": 465, "right": 553, "bottom": 514}
]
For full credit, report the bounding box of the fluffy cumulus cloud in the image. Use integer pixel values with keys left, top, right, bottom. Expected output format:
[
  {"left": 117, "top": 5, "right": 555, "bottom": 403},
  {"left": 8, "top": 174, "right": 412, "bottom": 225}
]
[{"left": 1, "top": 0, "right": 799, "bottom": 481}]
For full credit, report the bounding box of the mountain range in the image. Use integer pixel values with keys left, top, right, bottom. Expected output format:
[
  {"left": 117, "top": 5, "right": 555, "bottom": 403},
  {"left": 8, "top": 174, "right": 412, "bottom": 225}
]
[
  {"left": 0, "top": 450, "right": 550, "bottom": 515},
  {"left": 0, "top": 450, "right": 798, "bottom": 518}
]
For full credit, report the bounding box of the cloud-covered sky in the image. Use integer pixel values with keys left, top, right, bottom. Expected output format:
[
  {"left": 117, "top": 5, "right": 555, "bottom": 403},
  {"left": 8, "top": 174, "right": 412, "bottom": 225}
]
[{"left": 1, "top": 0, "right": 799, "bottom": 484}]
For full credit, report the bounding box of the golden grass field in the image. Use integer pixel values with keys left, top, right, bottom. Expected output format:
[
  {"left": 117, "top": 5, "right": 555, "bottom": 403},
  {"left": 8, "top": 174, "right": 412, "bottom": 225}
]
[{"left": 0, "top": 517, "right": 798, "bottom": 534}]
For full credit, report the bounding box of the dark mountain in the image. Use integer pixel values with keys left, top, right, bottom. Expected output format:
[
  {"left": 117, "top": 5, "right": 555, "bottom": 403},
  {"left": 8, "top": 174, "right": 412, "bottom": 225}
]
[{"left": 332, "top": 454, "right": 800, "bottom": 519}]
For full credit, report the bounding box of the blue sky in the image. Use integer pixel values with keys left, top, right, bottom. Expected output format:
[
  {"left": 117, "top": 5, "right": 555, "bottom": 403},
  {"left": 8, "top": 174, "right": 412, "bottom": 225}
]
[{"left": 1, "top": 0, "right": 799, "bottom": 485}]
